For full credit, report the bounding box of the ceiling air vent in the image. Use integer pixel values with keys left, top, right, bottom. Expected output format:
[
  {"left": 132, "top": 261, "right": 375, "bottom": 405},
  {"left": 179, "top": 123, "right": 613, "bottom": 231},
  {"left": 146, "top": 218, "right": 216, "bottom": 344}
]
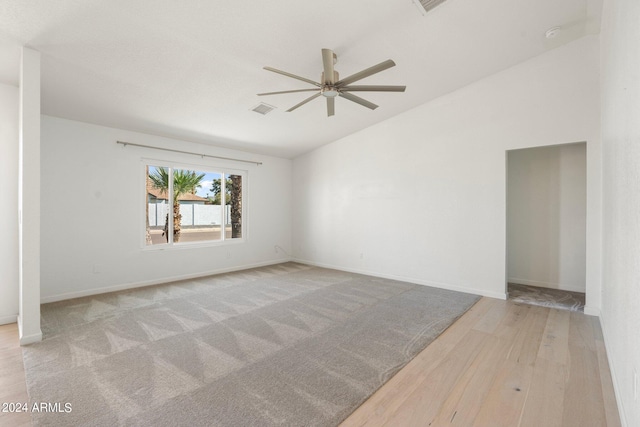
[
  {"left": 251, "top": 103, "right": 276, "bottom": 115},
  {"left": 414, "top": 0, "right": 448, "bottom": 14}
]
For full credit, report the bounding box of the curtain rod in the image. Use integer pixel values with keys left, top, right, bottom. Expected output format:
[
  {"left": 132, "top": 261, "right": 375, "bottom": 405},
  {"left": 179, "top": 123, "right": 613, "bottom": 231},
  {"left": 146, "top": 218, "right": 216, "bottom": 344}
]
[{"left": 116, "top": 141, "right": 263, "bottom": 166}]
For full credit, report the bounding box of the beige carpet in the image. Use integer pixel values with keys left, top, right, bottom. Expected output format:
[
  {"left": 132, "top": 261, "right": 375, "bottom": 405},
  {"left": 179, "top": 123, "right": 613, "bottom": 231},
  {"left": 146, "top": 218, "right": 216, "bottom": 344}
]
[{"left": 23, "top": 263, "right": 479, "bottom": 426}]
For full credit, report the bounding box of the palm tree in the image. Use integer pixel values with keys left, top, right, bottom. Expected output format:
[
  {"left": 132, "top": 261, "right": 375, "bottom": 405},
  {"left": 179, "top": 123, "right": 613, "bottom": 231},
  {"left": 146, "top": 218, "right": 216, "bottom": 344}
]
[
  {"left": 211, "top": 176, "right": 242, "bottom": 238},
  {"left": 229, "top": 175, "right": 242, "bottom": 238},
  {"left": 145, "top": 165, "right": 152, "bottom": 245},
  {"left": 149, "top": 167, "right": 205, "bottom": 242}
]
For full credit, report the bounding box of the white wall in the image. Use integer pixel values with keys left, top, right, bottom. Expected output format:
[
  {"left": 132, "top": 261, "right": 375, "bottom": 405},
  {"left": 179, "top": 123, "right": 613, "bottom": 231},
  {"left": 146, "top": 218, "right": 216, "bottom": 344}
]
[
  {"left": 507, "top": 143, "right": 587, "bottom": 292},
  {"left": 0, "top": 82, "right": 19, "bottom": 325},
  {"left": 600, "top": 0, "right": 640, "bottom": 425},
  {"left": 40, "top": 116, "right": 292, "bottom": 302},
  {"left": 293, "top": 36, "right": 601, "bottom": 304}
]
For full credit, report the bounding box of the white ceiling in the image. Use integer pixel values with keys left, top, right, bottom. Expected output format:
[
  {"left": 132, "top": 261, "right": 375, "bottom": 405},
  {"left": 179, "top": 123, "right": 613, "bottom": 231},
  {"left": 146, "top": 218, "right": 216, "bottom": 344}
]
[{"left": 0, "top": 0, "right": 602, "bottom": 158}]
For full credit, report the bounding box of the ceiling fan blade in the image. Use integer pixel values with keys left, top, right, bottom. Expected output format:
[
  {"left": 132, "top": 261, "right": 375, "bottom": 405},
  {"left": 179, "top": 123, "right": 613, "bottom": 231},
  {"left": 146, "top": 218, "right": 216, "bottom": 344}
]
[
  {"left": 286, "top": 92, "right": 322, "bottom": 112},
  {"left": 336, "top": 59, "right": 396, "bottom": 86},
  {"left": 327, "top": 97, "right": 335, "bottom": 117},
  {"left": 321, "top": 49, "right": 336, "bottom": 85},
  {"left": 339, "top": 92, "right": 378, "bottom": 110},
  {"left": 340, "top": 85, "right": 406, "bottom": 92},
  {"left": 258, "top": 88, "right": 319, "bottom": 96},
  {"left": 263, "top": 66, "right": 321, "bottom": 87}
]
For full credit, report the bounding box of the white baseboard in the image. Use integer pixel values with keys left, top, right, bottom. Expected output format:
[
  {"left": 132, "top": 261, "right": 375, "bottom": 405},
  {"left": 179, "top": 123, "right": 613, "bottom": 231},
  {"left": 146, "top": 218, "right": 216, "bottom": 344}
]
[
  {"left": 19, "top": 331, "right": 43, "bottom": 345},
  {"left": 17, "top": 314, "right": 43, "bottom": 345},
  {"left": 0, "top": 314, "right": 17, "bottom": 325},
  {"left": 507, "top": 277, "right": 586, "bottom": 293},
  {"left": 293, "top": 258, "right": 507, "bottom": 300},
  {"left": 41, "top": 257, "right": 292, "bottom": 304},
  {"left": 583, "top": 306, "right": 600, "bottom": 317},
  {"left": 599, "top": 311, "right": 628, "bottom": 427}
]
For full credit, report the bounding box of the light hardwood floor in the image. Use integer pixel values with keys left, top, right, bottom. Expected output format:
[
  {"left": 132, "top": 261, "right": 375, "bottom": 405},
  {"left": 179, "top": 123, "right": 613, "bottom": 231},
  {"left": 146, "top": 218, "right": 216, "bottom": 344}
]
[
  {"left": 0, "top": 298, "right": 621, "bottom": 427},
  {"left": 341, "top": 297, "right": 621, "bottom": 427},
  {"left": 0, "top": 324, "right": 30, "bottom": 427}
]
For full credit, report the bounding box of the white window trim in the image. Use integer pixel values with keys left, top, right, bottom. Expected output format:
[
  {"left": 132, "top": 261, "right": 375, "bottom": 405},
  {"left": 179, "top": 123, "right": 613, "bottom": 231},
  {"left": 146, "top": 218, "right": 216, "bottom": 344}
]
[{"left": 141, "top": 158, "right": 248, "bottom": 250}]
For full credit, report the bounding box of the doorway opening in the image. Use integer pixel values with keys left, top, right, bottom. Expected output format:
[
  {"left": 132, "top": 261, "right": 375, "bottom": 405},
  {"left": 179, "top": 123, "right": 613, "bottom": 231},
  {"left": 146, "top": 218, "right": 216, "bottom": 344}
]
[{"left": 506, "top": 142, "right": 587, "bottom": 312}]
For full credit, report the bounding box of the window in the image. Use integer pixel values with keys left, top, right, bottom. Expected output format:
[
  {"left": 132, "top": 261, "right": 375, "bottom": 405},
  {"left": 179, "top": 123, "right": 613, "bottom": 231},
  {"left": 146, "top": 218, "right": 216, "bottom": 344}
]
[{"left": 145, "top": 163, "right": 244, "bottom": 247}]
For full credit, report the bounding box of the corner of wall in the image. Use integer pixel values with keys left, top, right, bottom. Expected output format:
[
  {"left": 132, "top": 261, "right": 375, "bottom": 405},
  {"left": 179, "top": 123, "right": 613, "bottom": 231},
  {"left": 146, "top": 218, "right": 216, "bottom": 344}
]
[
  {"left": 597, "top": 309, "right": 629, "bottom": 427},
  {"left": 0, "top": 314, "right": 18, "bottom": 326}
]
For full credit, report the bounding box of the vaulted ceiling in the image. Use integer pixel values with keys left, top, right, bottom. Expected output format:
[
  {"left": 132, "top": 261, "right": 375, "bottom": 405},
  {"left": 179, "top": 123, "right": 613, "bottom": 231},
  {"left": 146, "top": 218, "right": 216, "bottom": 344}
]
[{"left": 0, "top": 0, "right": 602, "bottom": 157}]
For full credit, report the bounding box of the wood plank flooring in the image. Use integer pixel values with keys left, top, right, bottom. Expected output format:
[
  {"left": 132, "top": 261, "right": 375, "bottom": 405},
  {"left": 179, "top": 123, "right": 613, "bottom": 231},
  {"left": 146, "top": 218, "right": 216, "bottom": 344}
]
[
  {"left": 0, "top": 297, "right": 621, "bottom": 427},
  {"left": 341, "top": 298, "right": 621, "bottom": 427},
  {"left": 0, "top": 324, "right": 30, "bottom": 427}
]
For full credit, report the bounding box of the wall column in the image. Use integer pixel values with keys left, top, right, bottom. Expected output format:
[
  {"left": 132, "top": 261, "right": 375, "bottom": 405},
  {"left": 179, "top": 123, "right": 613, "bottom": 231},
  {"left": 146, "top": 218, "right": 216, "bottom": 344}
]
[{"left": 18, "top": 47, "right": 42, "bottom": 345}]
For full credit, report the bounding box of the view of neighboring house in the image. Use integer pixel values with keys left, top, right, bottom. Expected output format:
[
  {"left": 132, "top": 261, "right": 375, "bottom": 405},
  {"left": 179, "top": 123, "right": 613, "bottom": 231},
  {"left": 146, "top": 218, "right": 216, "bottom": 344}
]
[{"left": 146, "top": 176, "right": 208, "bottom": 205}]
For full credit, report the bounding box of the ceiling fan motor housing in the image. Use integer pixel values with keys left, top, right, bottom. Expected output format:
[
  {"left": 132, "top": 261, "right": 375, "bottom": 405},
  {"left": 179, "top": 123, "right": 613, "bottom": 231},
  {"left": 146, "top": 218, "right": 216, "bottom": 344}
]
[{"left": 321, "top": 71, "right": 340, "bottom": 97}]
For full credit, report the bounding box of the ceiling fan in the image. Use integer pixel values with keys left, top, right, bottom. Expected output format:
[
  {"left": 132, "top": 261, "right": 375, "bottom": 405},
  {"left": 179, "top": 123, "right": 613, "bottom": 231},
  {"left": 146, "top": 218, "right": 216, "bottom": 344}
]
[{"left": 258, "top": 49, "right": 406, "bottom": 117}]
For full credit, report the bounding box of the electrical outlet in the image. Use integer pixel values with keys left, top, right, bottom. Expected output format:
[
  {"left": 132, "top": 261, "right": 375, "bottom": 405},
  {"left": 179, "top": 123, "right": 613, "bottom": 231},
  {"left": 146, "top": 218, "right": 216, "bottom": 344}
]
[
  {"left": 274, "top": 245, "right": 279, "bottom": 254},
  {"left": 226, "top": 252, "right": 231, "bottom": 259}
]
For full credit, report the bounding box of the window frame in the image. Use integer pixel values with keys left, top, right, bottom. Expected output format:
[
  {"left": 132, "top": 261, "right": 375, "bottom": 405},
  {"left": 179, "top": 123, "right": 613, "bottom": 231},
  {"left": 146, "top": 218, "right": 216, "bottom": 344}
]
[{"left": 141, "top": 158, "right": 248, "bottom": 250}]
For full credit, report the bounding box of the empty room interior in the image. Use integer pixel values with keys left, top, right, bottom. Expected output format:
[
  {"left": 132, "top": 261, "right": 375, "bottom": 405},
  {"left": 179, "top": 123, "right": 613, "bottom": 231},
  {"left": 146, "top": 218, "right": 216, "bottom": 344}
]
[{"left": 0, "top": 0, "right": 638, "bottom": 426}]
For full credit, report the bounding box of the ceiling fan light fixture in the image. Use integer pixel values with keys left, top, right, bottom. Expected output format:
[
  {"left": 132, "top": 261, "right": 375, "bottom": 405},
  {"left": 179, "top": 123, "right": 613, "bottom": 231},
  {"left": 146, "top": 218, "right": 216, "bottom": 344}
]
[{"left": 321, "top": 87, "right": 339, "bottom": 98}]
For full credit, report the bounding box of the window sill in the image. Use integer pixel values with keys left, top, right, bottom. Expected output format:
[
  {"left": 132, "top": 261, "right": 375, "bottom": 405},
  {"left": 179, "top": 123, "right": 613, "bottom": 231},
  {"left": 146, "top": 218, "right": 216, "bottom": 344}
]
[{"left": 142, "top": 238, "right": 245, "bottom": 251}]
